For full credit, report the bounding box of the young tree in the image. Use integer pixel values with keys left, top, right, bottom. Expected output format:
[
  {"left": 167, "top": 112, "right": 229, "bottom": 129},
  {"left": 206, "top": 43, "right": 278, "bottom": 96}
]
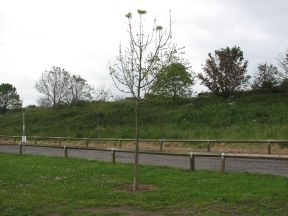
[
  {"left": 109, "top": 9, "right": 177, "bottom": 191},
  {"left": 151, "top": 62, "right": 194, "bottom": 103},
  {"left": 35, "top": 66, "right": 70, "bottom": 108},
  {"left": 252, "top": 62, "right": 280, "bottom": 91},
  {"left": 0, "top": 83, "right": 22, "bottom": 112},
  {"left": 198, "top": 46, "right": 249, "bottom": 98}
]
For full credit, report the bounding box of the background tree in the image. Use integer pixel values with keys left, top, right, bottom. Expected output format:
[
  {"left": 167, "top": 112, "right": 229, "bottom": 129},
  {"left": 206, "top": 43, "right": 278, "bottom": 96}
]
[
  {"left": 35, "top": 66, "right": 94, "bottom": 107},
  {"left": 64, "top": 75, "right": 93, "bottom": 105},
  {"left": 109, "top": 9, "right": 178, "bottom": 191},
  {"left": 0, "top": 83, "right": 22, "bottom": 112},
  {"left": 93, "top": 84, "right": 112, "bottom": 102},
  {"left": 252, "top": 62, "right": 280, "bottom": 91},
  {"left": 35, "top": 66, "right": 70, "bottom": 108},
  {"left": 278, "top": 49, "right": 288, "bottom": 78},
  {"left": 278, "top": 49, "right": 288, "bottom": 93},
  {"left": 198, "top": 46, "right": 249, "bottom": 98},
  {"left": 151, "top": 62, "right": 194, "bottom": 103}
]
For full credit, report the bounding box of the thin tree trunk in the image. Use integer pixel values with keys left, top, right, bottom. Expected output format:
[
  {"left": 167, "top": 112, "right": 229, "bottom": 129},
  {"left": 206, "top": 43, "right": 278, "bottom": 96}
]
[
  {"left": 133, "top": 98, "right": 140, "bottom": 191},
  {"left": 133, "top": 31, "right": 142, "bottom": 191}
]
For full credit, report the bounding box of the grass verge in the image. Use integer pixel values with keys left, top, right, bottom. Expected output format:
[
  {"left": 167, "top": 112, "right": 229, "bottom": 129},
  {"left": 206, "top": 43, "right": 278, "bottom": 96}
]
[{"left": 0, "top": 152, "right": 288, "bottom": 215}]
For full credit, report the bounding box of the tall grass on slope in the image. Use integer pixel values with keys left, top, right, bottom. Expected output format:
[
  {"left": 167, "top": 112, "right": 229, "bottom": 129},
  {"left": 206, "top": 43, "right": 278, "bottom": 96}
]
[{"left": 0, "top": 92, "right": 288, "bottom": 140}]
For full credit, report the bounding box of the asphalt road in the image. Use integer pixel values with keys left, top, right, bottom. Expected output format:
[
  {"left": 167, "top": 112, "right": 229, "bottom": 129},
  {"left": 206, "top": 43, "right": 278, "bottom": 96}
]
[{"left": 1, "top": 144, "right": 288, "bottom": 177}]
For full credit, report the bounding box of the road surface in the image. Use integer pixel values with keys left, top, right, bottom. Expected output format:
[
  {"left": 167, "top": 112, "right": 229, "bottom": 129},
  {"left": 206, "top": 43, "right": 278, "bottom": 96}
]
[{"left": 0, "top": 144, "right": 288, "bottom": 177}]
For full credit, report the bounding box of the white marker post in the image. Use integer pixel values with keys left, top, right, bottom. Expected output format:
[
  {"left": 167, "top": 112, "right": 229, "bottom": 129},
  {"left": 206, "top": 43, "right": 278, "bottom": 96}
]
[{"left": 21, "top": 112, "right": 26, "bottom": 154}]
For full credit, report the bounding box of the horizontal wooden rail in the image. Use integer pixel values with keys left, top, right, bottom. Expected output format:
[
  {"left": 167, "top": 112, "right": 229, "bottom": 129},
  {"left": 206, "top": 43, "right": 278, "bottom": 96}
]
[
  {"left": 2, "top": 134, "right": 288, "bottom": 144},
  {"left": 7, "top": 142, "right": 288, "bottom": 161},
  {"left": 1, "top": 135, "right": 288, "bottom": 155},
  {"left": 15, "top": 143, "right": 288, "bottom": 161}
]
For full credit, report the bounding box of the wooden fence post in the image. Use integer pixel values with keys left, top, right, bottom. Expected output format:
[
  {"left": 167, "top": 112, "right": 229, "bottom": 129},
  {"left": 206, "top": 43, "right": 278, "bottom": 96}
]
[
  {"left": 64, "top": 145, "right": 68, "bottom": 159},
  {"left": 34, "top": 137, "right": 37, "bottom": 145},
  {"left": 13, "top": 137, "right": 17, "bottom": 145},
  {"left": 85, "top": 139, "right": 89, "bottom": 147},
  {"left": 268, "top": 141, "right": 271, "bottom": 155},
  {"left": 118, "top": 139, "right": 122, "bottom": 148},
  {"left": 160, "top": 139, "right": 163, "bottom": 152},
  {"left": 190, "top": 152, "right": 195, "bottom": 171},
  {"left": 207, "top": 140, "right": 211, "bottom": 152},
  {"left": 59, "top": 138, "right": 62, "bottom": 146},
  {"left": 221, "top": 153, "right": 225, "bottom": 173},
  {"left": 111, "top": 149, "right": 116, "bottom": 164}
]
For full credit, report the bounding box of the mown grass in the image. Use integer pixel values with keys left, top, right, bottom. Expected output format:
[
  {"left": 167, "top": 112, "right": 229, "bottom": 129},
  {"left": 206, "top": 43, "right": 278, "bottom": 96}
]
[
  {"left": 0, "top": 152, "right": 288, "bottom": 215},
  {"left": 0, "top": 92, "right": 288, "bottom": 140}
]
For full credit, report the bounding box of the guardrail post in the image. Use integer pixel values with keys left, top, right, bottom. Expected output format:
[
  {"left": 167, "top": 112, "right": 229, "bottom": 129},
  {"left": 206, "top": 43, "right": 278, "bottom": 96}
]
[
  {"left": 268, "top": 141, "right": 271, "bottom": 155},
  {"left": 64, "top": 145, "right": 68, "bottom": 159},
  {"left": 207, "top": 140, "right": 211, "bottom": 152},
  {"left": 111, "top": 149, "right": 116, "bottom": 164},
  {"left": 221, "top": 153, "right": 225, "bottom": 173},
  {"left": 190, "top": 152, "right": 195, "bottom": 171},
  {"left": 19, "top": 143, "right": 23, "bottom": 156},
  {"left": 160, "top": 139, "right": 163, "bottom": 152}
]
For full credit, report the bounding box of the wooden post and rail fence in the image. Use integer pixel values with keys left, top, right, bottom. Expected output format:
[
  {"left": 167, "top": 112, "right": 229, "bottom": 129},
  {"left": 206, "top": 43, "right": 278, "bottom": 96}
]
[
  {"left": 1, "top": 135, "right": 288, "bottom": 174},
  {"left": 0, "top": 135, "right": 287, "bottom": 155},
  {"left": 7, "top": 142, "right": 288, "bottom": 174}
]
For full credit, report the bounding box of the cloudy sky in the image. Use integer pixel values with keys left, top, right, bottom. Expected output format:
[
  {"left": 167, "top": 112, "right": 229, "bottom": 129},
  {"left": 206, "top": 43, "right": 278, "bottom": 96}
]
[{"left": 0, "top": 0, "right": 287, "bottom": 106}]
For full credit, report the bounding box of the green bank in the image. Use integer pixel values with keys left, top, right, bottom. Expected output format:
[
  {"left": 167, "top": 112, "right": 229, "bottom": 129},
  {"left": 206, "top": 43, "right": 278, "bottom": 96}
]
[{"left": 0, "top": 92, "right": 288, "bottom": 140}]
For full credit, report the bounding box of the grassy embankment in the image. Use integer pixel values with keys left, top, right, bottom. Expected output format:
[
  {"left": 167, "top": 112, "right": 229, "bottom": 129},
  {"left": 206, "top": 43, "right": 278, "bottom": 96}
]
[
  {"left": 1, "top": 92, "right": 288, "bottom": 153},
  {"left": 0, "top": 92, "right": 288, "bottom": 140},
  {"left": 0, "top": 152, "right": 287, "bottom": 215}
]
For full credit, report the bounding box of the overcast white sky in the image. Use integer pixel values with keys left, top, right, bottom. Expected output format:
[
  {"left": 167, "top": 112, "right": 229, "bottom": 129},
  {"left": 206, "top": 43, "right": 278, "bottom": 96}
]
[{"left": 0, "top": 0, "right": 287, "bottom": 106}]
